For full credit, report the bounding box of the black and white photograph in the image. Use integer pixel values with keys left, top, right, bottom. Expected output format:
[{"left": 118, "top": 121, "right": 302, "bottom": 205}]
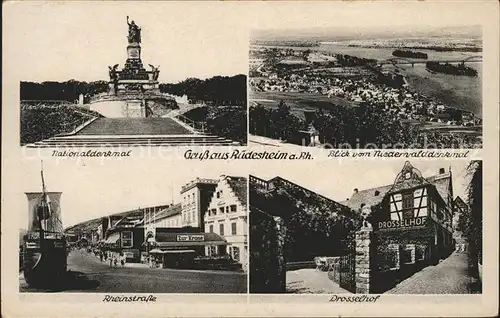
[
  {"left": 249, "top": 160, "right": 482, "bottom": 294},
  {"left": 19, "top": 6, "right": 247, "bottom": 148},
  {"left": 18, "top": 159, "right": 248, "bottom": 293},
  {"left": 249, "top": 21, "right": 482, "bottom": 149}
]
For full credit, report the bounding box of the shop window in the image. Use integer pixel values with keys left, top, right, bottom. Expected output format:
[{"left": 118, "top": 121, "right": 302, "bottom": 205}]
[
  {"left": 219, "top": 223, "right": 224, "bottom": 236},
  {"left": 122, "top": 231, "right": 133, "bottom": 248},
  {"left": 383, "top": 248, "right": 399, "bottom": 270},
  {"left": 401, "top": 248, "right": 413, "bottom": 264},
  {"left": 209, "top": 245, "right": 216, "bottom": 256},
  {"left": 230, "top": 205, "right": 237, "bottom": 213},
  {"left": 232, "top": 246, "right": 240, "bottom": 262},
  {"left": 231, "top": 222, "right": 237, "bottom": 235},
  {"left": 415, "top": 246, "right": 426, "bottom": 261}
]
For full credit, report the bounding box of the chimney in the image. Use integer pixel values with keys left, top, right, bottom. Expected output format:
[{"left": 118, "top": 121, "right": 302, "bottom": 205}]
[
  {"left": 439, "top": 168, "right": 445, "bottom": 174},
  {"left": 354, "top": 188, "right": 359, "bottom": 194}
]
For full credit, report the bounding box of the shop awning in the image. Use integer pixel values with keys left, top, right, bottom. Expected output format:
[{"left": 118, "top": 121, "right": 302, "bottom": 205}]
[
  {"left": 149, "top": 248, "right": 166, "bottom": 254},
  {"left": 104, "top": 233, "right": 120, "bottom": 244},
  {"left": 150, "top": 249, "right": 196, "bottom": 254}
]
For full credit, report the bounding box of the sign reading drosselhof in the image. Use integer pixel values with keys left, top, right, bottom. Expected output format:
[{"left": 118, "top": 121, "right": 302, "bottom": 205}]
[{"left": 377, "top": 216, "right": 427, "bottom": 231}]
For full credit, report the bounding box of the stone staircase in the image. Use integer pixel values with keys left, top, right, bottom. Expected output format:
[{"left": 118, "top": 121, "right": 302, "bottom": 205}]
[
  {"left": 25, "top": 117, "right": 239, "bottom": 147},
  {"left": 25, "top": 134, "right": 239, "bottom": 147}
]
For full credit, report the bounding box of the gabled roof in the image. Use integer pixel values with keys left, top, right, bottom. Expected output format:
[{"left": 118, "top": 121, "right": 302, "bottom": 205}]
[
  {"left": 341, "top": 184, "right": 393, "bottom": 211},
  {"left": 343, "top": 166, "right": 452, "bottom": 212},
  {"left": 454, "top": 196, "right": 468, "bottom": 211},
  {"left": 225, "top": 176, "right": 247, "bottom": 207}
]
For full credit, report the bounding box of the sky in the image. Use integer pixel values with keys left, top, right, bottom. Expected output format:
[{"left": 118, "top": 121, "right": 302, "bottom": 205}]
[
  {"left": 4, "top": 1, "right": 491, "bottom": 83},
  {"left": 5, "top": 2, "right": 249, "bottom": 83},
  {"left": 14, "top": 155, "right": 474, "bottom": 229},
  {"left": 249, "top": 159, "right": 472, "bottom": 204},
  {"left": 15, "top": 156, "right": 246, "bottom": 228}
]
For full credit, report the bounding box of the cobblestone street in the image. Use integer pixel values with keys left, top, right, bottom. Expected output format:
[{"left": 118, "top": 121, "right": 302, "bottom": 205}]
[{"left": 387, "top": 251, "right": 476, "bottom": 294}]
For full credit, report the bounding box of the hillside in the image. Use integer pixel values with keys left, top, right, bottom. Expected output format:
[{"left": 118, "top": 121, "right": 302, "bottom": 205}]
[{"left": 64, "top": 209, "right": 147, "bottom": 235}]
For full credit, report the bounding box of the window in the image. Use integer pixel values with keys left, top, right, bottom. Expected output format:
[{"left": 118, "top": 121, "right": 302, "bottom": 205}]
[
  {"left": 122, "top": 231, "right": 133, "bottom": 248},
  {"left": 219, "top": 223, "right": 224, "bottom": 236},
  {"left": 402, "top": 192, "right": 414, "bottom": 219},
  {"left": 230, "top": 205, "right": 237, "bottom": 213},
  {"left": 219, "top": 207, "right": 224, "bottom": 214},
  {"left": 231, "top": 222, "right": 237, "bottom": 235},
  {"left": 211, "top": 208, "right": 216, "bottom": 216},
  {"left": 216, "top": 191, "right": 221, "bottom": 199},
  {"left": 232, "top": 246, "right": 240, "bottom": 262},
  {"left": 226, "top": 206, "right": 230, "bottom": 213},
  {"left": 209, "top": 225, "right": 214, "bottom": 233},
  {"left": 209, "top": 245, "right": 216, "bottom": 256}
]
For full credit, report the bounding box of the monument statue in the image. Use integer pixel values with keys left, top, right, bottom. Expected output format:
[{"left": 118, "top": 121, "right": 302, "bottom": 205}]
[
  {"left": 108, "top": 64, "right": 119, "bottom": 81},
  {"left": 127, "top": 16, "right": 141, "bottom": 43},
  {"left": 149, "top": 64, "right": 160, "bottom": 81}
]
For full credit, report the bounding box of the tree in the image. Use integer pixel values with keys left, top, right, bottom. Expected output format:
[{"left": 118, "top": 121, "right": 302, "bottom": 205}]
[{"left": 464, "top": 161, "right": 482, "bottom": 266}]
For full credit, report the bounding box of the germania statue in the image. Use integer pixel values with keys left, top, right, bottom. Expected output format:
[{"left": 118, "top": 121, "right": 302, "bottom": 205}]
[{"left": 127, "top": 16, "right": 141, "bottom": 43}]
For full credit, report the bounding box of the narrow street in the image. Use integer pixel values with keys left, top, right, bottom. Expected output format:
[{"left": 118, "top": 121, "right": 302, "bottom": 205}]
[
  {"left": 387, "top": 251, "right": 476, "bottom": 294},
  {"left": 20, "top": 249, "right": 247, "bottom": 293}
]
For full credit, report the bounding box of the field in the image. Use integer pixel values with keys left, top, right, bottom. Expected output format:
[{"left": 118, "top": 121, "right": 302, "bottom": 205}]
[{"left": 250, "top": 91, "right": 359, "bottom": 118}]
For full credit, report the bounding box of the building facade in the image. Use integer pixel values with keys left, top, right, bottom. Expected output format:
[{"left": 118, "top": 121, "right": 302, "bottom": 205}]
[
  {"left": 180, "top": 178, "right": 218, "bottom": 228},
  {"left": 204, "top": 176, "right": 248, "bottom": 271}
]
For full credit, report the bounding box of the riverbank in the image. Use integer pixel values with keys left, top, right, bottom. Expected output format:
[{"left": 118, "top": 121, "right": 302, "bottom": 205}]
[{"left": 387, "top": 63, "right": 482, "bottom": 117}]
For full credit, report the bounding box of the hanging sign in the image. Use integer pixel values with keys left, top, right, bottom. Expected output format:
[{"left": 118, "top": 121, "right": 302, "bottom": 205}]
[{"left": 176, "top": 234, "right": 204, "bottom": 242}]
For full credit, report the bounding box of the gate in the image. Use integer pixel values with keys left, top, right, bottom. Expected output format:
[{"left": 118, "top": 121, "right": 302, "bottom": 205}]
[
  {"left": 337, "top": 238, "right": 356, "bottom": 293},
  {"left": 338, "top": 254, "right": 356, "bottom": 293}
]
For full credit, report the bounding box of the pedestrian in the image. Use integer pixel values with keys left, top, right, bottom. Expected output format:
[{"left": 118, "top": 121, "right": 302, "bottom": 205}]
[
  {"left": 99, "top": 250, "right": 103, "bottom": 262},
  {"left": 120, "top": 252, "right": 126, "bottom": 268},
  {"left": 113, "top": 254, "right": 118, "bottom": 268}
]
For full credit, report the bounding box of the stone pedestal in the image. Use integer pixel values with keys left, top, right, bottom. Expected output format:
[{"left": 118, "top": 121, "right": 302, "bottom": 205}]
[
  {"left": 127, "top": 42, "right": 141, "bottom": 60},
  {"left": 355, "top": 228, "right": 375, "bottom": 294}
]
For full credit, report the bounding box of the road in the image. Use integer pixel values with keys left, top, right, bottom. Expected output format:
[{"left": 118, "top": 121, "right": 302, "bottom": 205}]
[
  {"left": 387, "top": 251, "right": 479, "bottom": 294},
  {"left": 19, "top": 249, "right": 247, "bottom": 293}
]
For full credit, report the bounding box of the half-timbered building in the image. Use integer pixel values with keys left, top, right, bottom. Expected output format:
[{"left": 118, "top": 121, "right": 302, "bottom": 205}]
[{"left": 344, "top": 161, "right": 456, "bottom": 275}]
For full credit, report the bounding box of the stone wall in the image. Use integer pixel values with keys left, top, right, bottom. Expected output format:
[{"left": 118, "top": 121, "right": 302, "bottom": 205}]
[{"left": 355, "top": 228, "right": 376, "bottom": 294}]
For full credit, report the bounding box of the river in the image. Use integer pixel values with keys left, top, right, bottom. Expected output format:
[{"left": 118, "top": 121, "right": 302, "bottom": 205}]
[{"left": 318, "top": 44, "right": 482, "bottom": 117}]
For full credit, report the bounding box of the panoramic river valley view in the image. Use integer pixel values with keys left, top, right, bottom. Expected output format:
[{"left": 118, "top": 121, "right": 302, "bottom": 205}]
[{"left": 249, "top": 26, "right": 482, "bottom": 148}]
